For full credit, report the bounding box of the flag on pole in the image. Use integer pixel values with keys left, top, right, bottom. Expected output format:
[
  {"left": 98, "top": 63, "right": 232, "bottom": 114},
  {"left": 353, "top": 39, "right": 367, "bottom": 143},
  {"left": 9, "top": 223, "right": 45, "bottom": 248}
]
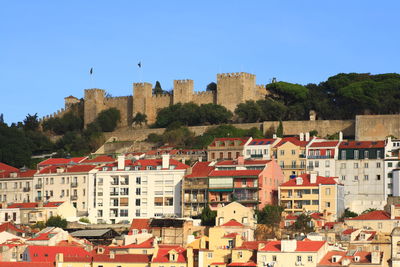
[
  {"left": 137, "top": 62, "right": 142, "bottom": 68},
  {"left": 90, "top": 67, "right": 93, "bottom": 75}
]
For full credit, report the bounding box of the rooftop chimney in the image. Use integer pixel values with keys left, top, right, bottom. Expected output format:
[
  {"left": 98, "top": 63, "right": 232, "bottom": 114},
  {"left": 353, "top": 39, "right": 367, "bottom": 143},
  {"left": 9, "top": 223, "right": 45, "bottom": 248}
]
[
  {"left": 299, "top": 133, "right": 304, "bottom": 141},
  {"left": 305, "top": 132, "right": 310, "bottom": 142},
  {"left": 109, "top": 250, "right": 115, "bottom": 259},
  {"left": 273, "top": 134, "right": 277, "bottom": 139},
  {"left": 237, "top": 156, "right": 245, "bottom": 166},
  {"left": 162, "top": 154, "right": 170, "bottom": 169},
  {"left": 339, "top": 131, "right": 343, "bottom": 142},
  {"left": 295, "top": 177, "right": 303, "bottom": 185},
  {"left": 118, "top": 155, "right": 125, "bottom": 170},
  {"left": 310, "top": 172, "right": 317, "bottom": 184}
]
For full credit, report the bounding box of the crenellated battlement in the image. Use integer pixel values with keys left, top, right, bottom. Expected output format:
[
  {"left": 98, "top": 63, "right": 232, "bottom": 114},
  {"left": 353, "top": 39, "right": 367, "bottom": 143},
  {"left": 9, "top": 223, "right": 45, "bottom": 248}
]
[
  {"left": 174, "top": 79, "right": 193, "bottom": 84},
  {"left": 105, "top": 96, "right": 131, "bottom": 100},
  {"left": 193, "top": 91, "right": 215, "bottom": 96},
  {"left": 217, "top": 72, "right": 255, "bottom": 79},
  {"left": 151, "top": 94, "right": 172, "bottom": 99},
  {"left": 133, "top": 82, "right": 152, "bottom": 87}
]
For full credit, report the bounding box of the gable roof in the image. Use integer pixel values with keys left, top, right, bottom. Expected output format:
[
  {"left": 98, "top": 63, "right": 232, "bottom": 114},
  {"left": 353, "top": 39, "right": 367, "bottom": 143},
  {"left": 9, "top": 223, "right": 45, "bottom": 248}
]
[
  {"left": 208, "top": 137, "right": 250, "bottom": 147},
  {"left": 339, "top": 140, "right": 385, "bottom": 149},
  {"left": 185, "top": 161, "right": 214, "bottom": 178},
  {"left": 129, "top": 218, "right": 150, "bottom": 234},
  {"left": 318, "top": 251, "right": 379, "bottom": 266},
  {"left": 247, "top": 138, "right": 277, "bottom": 146},
  {"left": 346, "top": 210, "right": 391, "bottom": 221},
  {"left": 38, "top": 164, "right": 96, "bottom": 174},
  {"left": 309, "top": 141, "right": 339, "bottom": 148},
  {"left": 0, "top": 222, "right": 26, "bottom": 233},
  {"left": 38, "top": 157, "right": 86, "bottom": 166},
  {"left": 7, "top": 201, "right": 64, "bottom": 209},
  {"left": 0, "top": 163, "right": 19, "bottom": 172},
  {"left": 81, "top": 155, "right": 115, "bottom": 163},
  {"left": 259, "top": 240, "right": 326, "bottom": 252},
  {"left": 221, "top": 219, "right": 244, "bottom": 227},
  {"left": 275, "top": 137, "right": 309, "bottom": 148},
  {"left": 209, "top": 169, "right": 262, "bottom": 177},
  {"left": 152, "top": 245, "right": 186, "bottom": 263},
  {"left": 280, "top": 173, "right": 338, "bottom": 187}
]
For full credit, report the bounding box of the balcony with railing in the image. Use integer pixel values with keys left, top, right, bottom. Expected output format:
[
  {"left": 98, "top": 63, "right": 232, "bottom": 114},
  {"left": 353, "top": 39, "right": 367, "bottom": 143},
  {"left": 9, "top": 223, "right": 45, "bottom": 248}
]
[
  {"left": 70, "top": 195, "right": 78, "bottom": 200},
  {"left": 35, "top": 184, "right": 42, "bottom": 189},
  {"left": 23, "top": 187, "right": 31, "bottom": 192},
  {"left": 110, "top": 191, "right": 119, "bottom": 196},
  {"left": 35, "top": 196, "right": 42, "bottom": 201},
  {"left": 71, "top": 182, "right": 78, "bottom": 188},
  {"left": 280, "top": 165, "right": 306, "bottom": 170},
  {"left": 307, "top": 155, "right": 333, "bottom": 159}
]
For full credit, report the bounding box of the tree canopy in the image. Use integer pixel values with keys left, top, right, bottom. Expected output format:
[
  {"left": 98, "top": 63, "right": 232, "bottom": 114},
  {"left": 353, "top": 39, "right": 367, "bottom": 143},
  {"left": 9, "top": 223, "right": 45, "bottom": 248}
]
[
  {"left": 200, "top": 205, "right": 216, "bottom": 226},
  {"left": 46, "top": 215, "right": 68, "bottom": 229}
]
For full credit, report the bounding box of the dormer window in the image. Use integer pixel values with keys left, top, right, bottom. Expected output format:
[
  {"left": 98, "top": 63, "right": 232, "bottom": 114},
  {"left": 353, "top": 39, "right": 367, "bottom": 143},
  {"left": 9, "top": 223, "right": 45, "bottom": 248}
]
[
  {"left": 169, "top": 165, "right": 176, "bottom": 170},
  {"left": 125, "top": 167, "right": 130, "bottom": 171},
  {"left": 102, "top": 167, "right": 108, "bottom": 171},
  {"left": 112, "top": 167, "right": 117, "bottom": 171},
  {"left": 146, "top": 166, "right": 153, "bottom": 170}
]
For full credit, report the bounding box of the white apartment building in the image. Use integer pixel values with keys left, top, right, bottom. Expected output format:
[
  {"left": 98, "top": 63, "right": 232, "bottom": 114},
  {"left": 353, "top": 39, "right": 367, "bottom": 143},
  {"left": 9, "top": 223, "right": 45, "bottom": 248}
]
[
  {"left": 0, "top": 166, "right": 36, "bottom": 204},
  {"left": 87, "top": 155, "right": 189, "bottom": 224},
  {"left": 306, "top": 140, "right": 340, "bottom": 177},
  {"left": 385, "top": 137, "right": 400, "bottom": 196},
  {"left": 335, "top": 140, "right": 386, "bottom": 213},
  {"left": 243, "top": 138, "right": 280, "bottom": 160},
  {"left": 33, "top": 165, "right": 97, "bottom": 214}
]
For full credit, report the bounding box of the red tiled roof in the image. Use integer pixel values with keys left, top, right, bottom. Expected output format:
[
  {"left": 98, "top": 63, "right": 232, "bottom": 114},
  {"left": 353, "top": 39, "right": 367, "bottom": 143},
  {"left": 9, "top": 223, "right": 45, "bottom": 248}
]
[
  {"left": 216, "top": 160, "right": 270, "bottom": 166},
  {"left": 39, "top": 164, "right": 96, "bottom": 174},
  {"left": 274, "top": 137, "right": 309, "bottom": 148},
  {"left": 38, "top": 157, "right": 86, "bottom": 166},
  {"left": 280, "top": 173, "right": 338, "bottom": 187},
  {"left": 0, "top": 222, "right": 25, "bottom": 233},
  {"left": 0, "top": 263, "right": 53, "bottom": 267},
  {"left": 0, "top": 169, "right": 37, "bottom": 179},
  {"left": 228, "top": 262, "right": 257, "bottom": 267},
  {"left": 152, "top": 246, "right": 186, "bottom": 263},
  {"left": 339, "top": 140, "right": 385, "bottom": 149},
  {"left": 27, "top": 245, "right": 92, "bottom": 262},
  {"left": 82, "top": 155, "right": 115, "bottom": 163},
  {"left": 185, "top": 161, "right": 214, "bottom": 178},
  {"left": 309, "top": 141, "right": 339, "bottom": 148},
  {"left": 342, "top": 228, "right": 358, "bottom": 235},
  {"left": 208, "top": 138, "right": 250, "bottom": 147},
  {"left": 318, "top": 251, "right": 379, "bottom": 266},
  {"left": 114, "top": 238, "right": 154, "bottom": 249},
  {"left": 260, "top": 241, "right": 326, "bottom": 252},
  {"left": 346, "top": 210, "right": 391, "bottom": 220},
  {"left": 236, "top": 241, "right": 269, "bottom": 250},
  {"left": 323, "top": 222, "right": 339, "bottom": 229},
  {"left": 129, "top": 218, "right": 150, "bottom": 234},
  {"left": 7, "top": 201, "right": 64, "bottom": 209},
  {"left": 211, "top": 263, "right": 227, "bottom": 266},
  {"left": 56, "top": 240, "right": 84, "bottom": 247},
  {"left": 209, "top": 169, "right": 262, "bottom": 177},
  {"left": 93, "top": 254, "right": 151, "bottom": 263},
  {"left": 221, "top": 219, "right": 244, "bottom": 227},
  {"left": 223, "top": 233, "right": 239, "bottom": 238},
  {"left": 0, "top": 162, "right": 19, "bottom": 172},
  {"left": 29, "top": 232, "right": 57, "bottom": 241},
  {"left": 100, "top": 158, "right": 189, "bottom": 171}
]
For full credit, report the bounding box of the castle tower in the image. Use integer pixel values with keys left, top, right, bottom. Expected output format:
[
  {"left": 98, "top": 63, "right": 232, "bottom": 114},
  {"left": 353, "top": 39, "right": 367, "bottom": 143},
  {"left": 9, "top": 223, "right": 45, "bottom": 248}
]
[
  {"left": 173, "top": 79, "right": 194, "bottom": 104},
  {"left": 133, "top": 82, "right": 154, "bottom": 122},
  {"left": 84, "top": 89, "right": 106, "bottom": 127},
  {"left": 64, "top": 95, "right": 80, "bottom": 109},
  {"left": 216, "top": 72, "right": 257, "bottom": 112}
]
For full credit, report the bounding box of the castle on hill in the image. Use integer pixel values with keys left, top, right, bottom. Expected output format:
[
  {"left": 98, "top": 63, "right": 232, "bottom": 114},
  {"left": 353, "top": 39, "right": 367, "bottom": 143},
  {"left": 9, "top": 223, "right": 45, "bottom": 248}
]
[{"left": 61, "top": 72, "right": 268, "bottom": 127}]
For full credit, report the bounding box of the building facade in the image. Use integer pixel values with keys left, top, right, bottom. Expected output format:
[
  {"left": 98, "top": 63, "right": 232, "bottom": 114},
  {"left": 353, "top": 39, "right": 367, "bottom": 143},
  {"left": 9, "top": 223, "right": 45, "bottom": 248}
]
[{"left": 207, "top": 137, "right": 251, "bottom": 161}]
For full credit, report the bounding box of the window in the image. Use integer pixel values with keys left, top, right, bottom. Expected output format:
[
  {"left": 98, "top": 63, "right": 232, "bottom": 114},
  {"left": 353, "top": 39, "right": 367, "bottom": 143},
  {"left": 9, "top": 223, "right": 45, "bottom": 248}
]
[
  {"left": 377, "top": 150, "right": 381, "bottom": 159},
  {"left": 272, "top": 255, "right": 277, "bottom": 261},
  {"left": 378, "top": 222, "right": 383, "bottom": 229},
  {"left": 389, "top": 162, "right": 393, "bottom": 168},
  {"left": 325, "top": 160, "right": 330, "bottom": 167},
  {"left": 207, "top": 252, "right": 213, "bottom": 259},
  {"left": 62, "top": 177, "right": 65, "bottom": 184},
  {"left": 377, "top": 162, "right": 381, "bottom": 168},
  {"left": 364, "top": 151, "right": 369, "bottom": 159},
  {"left": 341, "top": 151, "right": 346, "bottom": 159},
  {"left": 312, "top": 200, "right": 319, "bottom": 205},
  {"left": 364, "top": 163, "right": 369, "bottom": 168},
  {"left": 280, "top": 150, "right": 285, "bottom": 156},
  {"left": 50, "top": 178, "right": 54, "bottom": 184},
  {"left": 354, "top": 163, "right": 359, "bottom": 169},
  {"left": 238, "top": 251, "right": 243, "bottom": 258},
  {"left": 341, "top": 175, "right": 346, "bottom": 181},
  {"left": 315, "top": 161, "right": 319, "bottom": 167},
  {"left": 297, "top": 256, "right": 302, "bottom": 262},
  {"left": 120, "top": 209, "right": 128, "bottom": 217},
  {"left": 326, "top": 202, "right": 331, "bottom": 208},
  {"left": 242, "top": 179, "right": 246, "bottom": 186},
  {"left": 136, "top": 199, "right": 141, "bottom": 206},
  {"left": 325, "top": 188, "right": 331, "bottom": 195},
  {"left": 364, "top": 175, "right": 369, "bottom": 181},
  {"left": 354, "top": 175, "right": 358, "bottom": 181},
  {"left": 291, "top": 149, "right": 296, "bottom": 155},
  {"left": 292, "top": 160, "right": 296, "bottom": 168},
  {"left": 136, "top": 177, "right": 141, "bottom": 184},
  {"left": 136, "top": 188, "right": 141, "bottom": 195},
  {"left": 308, "top": 256, "right": 313, "bottom": 262},
  {"left": 354, "top": 150, "right": 359, "bottom": 159},
  {"left": 377, "top": 175, "right": 381, "bottom": 180},
  {"left": 341, "top": 163, "right": 346, "bottom": 169}
]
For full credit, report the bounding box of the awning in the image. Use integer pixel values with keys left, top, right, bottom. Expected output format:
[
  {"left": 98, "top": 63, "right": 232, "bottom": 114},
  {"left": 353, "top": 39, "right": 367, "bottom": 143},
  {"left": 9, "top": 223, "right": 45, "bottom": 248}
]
[{"left": 209, "top": 189, "right": 233, "bottom": 192}]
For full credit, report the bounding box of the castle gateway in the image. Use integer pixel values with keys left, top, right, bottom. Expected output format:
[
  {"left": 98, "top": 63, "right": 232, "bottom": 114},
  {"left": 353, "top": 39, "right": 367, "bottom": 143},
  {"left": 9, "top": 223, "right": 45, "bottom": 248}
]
[{"left": 65, "top": 72, "right": 267, "bottom": 127}]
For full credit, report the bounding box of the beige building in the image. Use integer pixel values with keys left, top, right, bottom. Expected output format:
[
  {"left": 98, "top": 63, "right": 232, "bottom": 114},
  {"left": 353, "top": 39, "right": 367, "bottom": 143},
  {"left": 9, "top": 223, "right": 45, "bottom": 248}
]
[
  {"left": 33, "top": 164, "right": 97, "bottom": 214},
  {"left": 273, "top": 136, "right": 312, "bottom": 181},
  {"left": 215, "top": 202, "right": 256, "bottom": 228},
  {"left": 279, "top": 173, "right": 345, "bottom": 220},
  {"left": 207, "top": 137, "right": 251, "bottom": 161},
  {"left": 0, "top": 166, "right": 36, "bottom": 204}
]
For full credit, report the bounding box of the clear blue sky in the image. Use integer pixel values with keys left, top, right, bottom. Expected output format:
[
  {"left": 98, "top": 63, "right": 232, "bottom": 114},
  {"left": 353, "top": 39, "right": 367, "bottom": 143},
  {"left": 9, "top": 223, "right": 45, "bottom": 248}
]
[{"left": 1, "top": 1, "right": 399, "bottom": 124}]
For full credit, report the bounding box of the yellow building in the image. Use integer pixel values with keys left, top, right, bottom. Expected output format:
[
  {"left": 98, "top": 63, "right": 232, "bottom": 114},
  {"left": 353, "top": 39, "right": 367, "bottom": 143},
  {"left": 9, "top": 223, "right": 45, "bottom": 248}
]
[
  {"left": 273, "top": 137, "right": 309, "bottom": 181},
  {"left": 278, "top": 173, "right": 344, "bottom": 220}
]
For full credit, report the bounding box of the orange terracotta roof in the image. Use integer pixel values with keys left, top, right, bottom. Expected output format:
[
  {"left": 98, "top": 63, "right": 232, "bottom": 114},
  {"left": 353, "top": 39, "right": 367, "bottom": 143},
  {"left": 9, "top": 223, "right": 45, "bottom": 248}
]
[
  {"left": 0, "top": 222, "right": 25, "bottom": 233},
  {"left": 8, "top": 201, "right": 63, "bottom": 209},
  {"left": 93, "top": 254, "right": 151, "bottom": 263},
  {"left": 38, "top": 157, "right": 86, "bottom": 166},
  {"left": 129, "top": 218, "right": 150, "bottom": 234},
  {"left": 39, "top": 164, "right": 96, "bottom": 174},
  {"left": 27, "top": 245, "right": 92, "bottom": 262},
  {"left": 82, "top": 155, "right": 115, "bottom": 163},
  {"left": 152, "top": 246, "right": 186, "bottom": 263},
  {"left": 309, "top": 141, "right": 339, "bottom": 147},
  {"left": 342, "top": 228, "right": 358, "bottom": 235},
  {"left": 0, "top": 162, "right": 19, "bottom": 172},
  {"left": 0, "top": 263, "right": 53, "bottom": 267},
  {"left": 185, "top": 161, "right": 214, "bottom": 178},
  {"left": 248, "top": 138, "right": 277, "bottom": 146},
  {"left": 208, "top": 138, "right": 250, "bottom": 147},
  {"left": 274, "top": 137, "right": 309, "bottom": 148},
  {"left": 209, "top": 169, "right": 262, "bottom": 177},
  {"left": 216, "top": 160, "right": 270, "bottom": 166},
  {"left": 318, "top": 251, "right": 379, "bottom": 266},
  {"left": 236, "top": 241, "right": 269, "bottom": 250}
]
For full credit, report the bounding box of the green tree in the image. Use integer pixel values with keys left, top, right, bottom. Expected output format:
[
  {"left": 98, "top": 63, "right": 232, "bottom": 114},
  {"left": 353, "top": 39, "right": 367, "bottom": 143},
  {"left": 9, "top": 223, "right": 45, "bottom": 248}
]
[
  {"left": 257, "top": 99, "right": 287, "bottom": 121},
  {"left": 291, "top": 214, "right": 313, "bottom": 233},
  {"left": 256, "top": 205, "right": 284, "bottom": 232},
  {"left": 23, "top": 113, "right": 40, "bottom": 132},
  {"left": 276, "top": 120, "right": 283, "bottom": 137},
  {"left": 266, "top": 81, "right": 309, "bottom": 106},
  {"left": 235, "top": 100, "right": 262, "bottom": 123},
  {"left": 95, "top": 108, "right": 121, "bottom": 132},
  {"left": 200, "top": 205, "right": 216, "bottom": 226},
  {"left": 79, "top": 217, "right": 91, "bottom": 224},
  {"left": 46, "top": 215, "right": 68, "bottom": 229},
  {"left": 206, "top": 82, "right": 217, "bottom": 91},
  {"left": 153, "top": 81, "right": 163, "bottom": 95},
  {"left": 199, "top": 104, "right": 232, "bottom": 125},
  {"left": 132, "top": 112, "right": 147, "bottom": 126},
  {"left": 361, "top": 208, "right": 377, "bottom": 214},
  {"left": 341, "top": 208, "right": 358, "bottom": 219},
  {"left": 0, "top": 123, "right": 32, "bottom": 167}
]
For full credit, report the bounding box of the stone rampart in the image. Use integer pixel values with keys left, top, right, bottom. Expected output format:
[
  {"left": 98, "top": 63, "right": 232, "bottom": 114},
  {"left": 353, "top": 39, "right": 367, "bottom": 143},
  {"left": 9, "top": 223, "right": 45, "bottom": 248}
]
[
  {"left": 104, "top": 96, "right": 133, "bottom": 127},
  {"left": 191, "top": 91, "right": 216, "bottom": 105},
  {"left": 355, "top": 114, "right": 400, "bottom": 140}
]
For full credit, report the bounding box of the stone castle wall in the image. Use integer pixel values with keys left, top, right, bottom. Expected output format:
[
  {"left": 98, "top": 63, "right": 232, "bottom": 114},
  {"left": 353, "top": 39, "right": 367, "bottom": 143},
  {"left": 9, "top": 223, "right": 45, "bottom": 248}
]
[
  {"left": 104, "top": 96, "right": 133, "bottom": 127},
  {"left": 191, "top": 91, "right": 216, "bottom": 105},
  {"left": 355, "top": 114, "right": 400, "bottom": 140}
]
